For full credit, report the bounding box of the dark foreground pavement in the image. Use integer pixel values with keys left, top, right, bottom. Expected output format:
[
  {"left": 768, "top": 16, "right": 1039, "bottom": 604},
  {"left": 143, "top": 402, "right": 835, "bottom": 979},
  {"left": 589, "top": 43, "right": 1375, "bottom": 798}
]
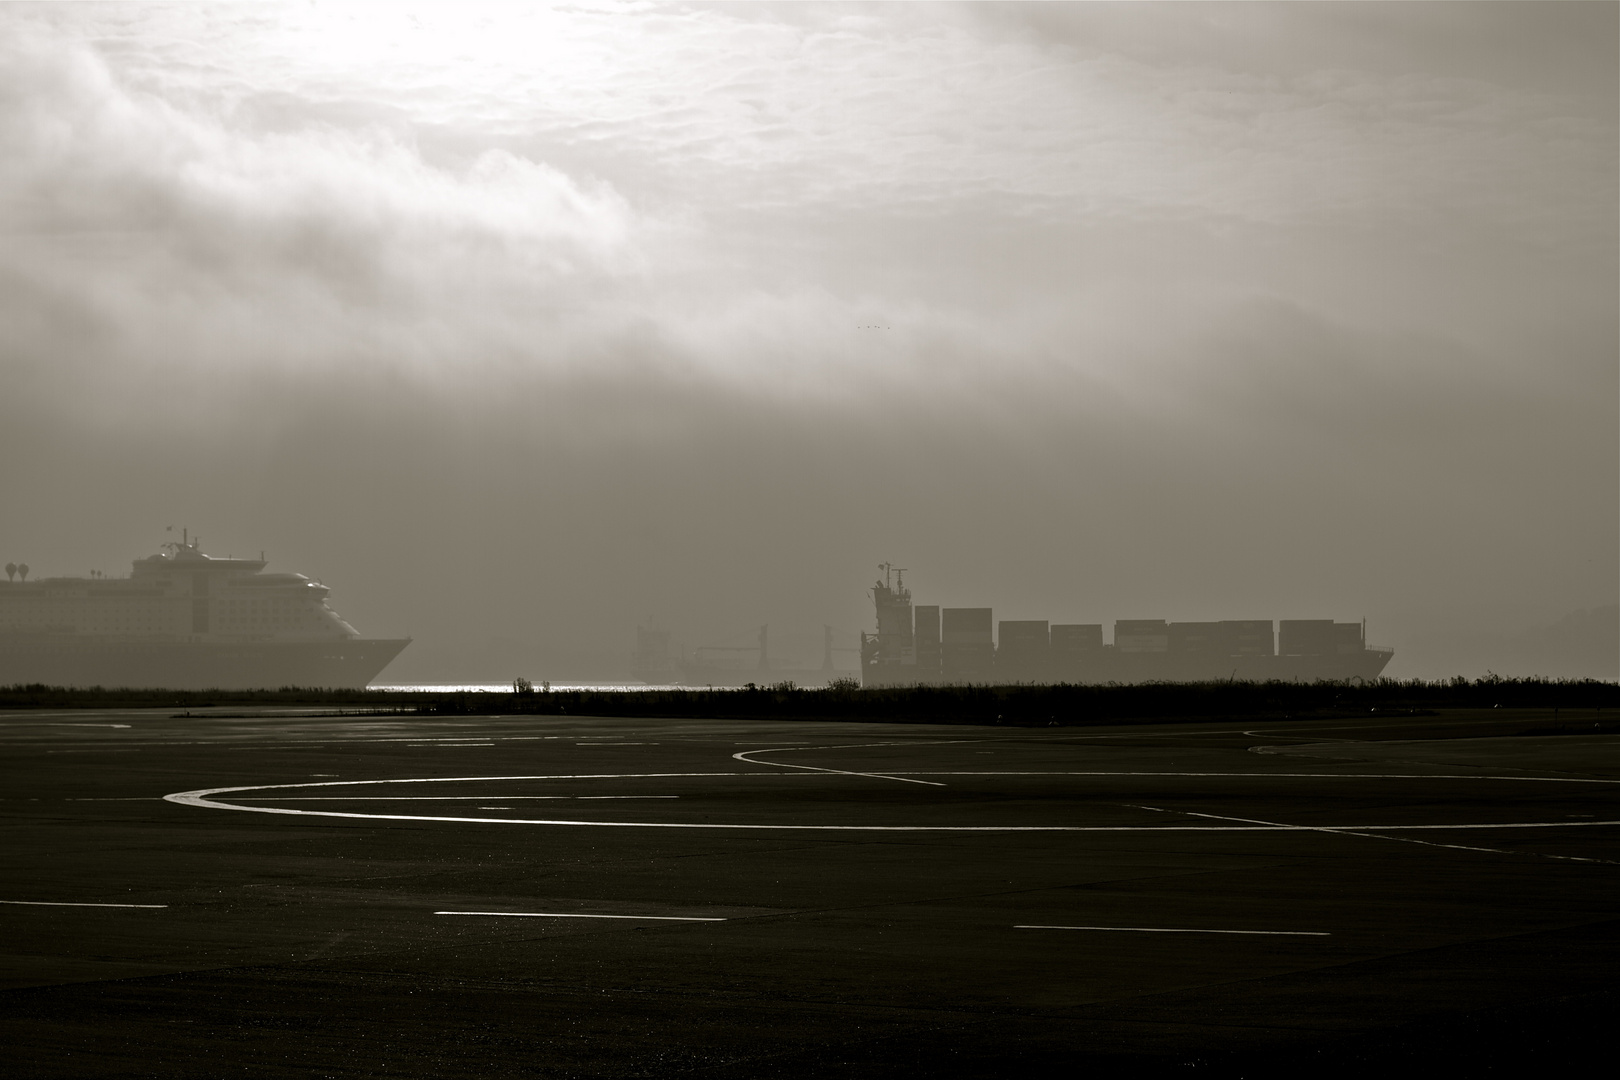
[{"left": 2, "top": 707, "right": 1616, "bottom": 1077}]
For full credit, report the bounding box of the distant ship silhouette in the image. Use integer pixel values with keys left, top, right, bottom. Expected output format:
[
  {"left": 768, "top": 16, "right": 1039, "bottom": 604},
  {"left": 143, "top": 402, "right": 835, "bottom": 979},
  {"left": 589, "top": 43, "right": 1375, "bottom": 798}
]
[
  {"left": 859, "top": 565, "right": 1393, "bottom": 685},
  {"left": 0, "top": 533, "right": 408, "bottom": 689}
]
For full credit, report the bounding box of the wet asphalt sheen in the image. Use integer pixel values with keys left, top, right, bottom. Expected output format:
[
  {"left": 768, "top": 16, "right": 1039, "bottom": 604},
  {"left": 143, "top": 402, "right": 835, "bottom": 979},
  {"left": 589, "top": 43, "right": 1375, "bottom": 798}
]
[{"left": 2, "top": 707, "right": 1616, "bottom": 1078}]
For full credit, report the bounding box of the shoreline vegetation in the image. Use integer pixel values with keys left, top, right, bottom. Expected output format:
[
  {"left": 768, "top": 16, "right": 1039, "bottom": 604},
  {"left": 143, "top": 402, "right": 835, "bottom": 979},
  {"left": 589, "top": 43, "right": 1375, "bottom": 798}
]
[{"left": 0, "top": 677, "right": 1615, "bottom": 725}]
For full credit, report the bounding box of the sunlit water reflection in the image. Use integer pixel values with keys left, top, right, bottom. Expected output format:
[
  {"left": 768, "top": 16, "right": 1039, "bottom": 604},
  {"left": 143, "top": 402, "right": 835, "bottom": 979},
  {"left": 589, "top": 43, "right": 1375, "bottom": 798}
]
[{"left": 372, "top": 684, "right": 688, "bottom": 693}]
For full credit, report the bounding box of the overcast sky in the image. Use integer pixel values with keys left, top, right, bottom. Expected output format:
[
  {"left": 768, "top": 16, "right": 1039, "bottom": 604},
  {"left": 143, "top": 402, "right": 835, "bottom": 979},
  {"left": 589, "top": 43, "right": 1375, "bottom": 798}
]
[{"left": 2, "top": 2, "right": 1615, "bottom": 681}]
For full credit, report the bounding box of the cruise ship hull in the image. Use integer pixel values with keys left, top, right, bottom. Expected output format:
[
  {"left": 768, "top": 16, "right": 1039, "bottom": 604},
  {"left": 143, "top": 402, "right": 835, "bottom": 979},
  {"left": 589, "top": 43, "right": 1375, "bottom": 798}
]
[{"left": 0, "top": 637, "right": 411, "bottom": 690}]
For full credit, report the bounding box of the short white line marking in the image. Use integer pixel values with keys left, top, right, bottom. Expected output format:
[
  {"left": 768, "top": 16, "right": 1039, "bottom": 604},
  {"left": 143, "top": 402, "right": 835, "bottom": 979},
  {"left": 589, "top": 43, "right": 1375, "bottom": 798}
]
[
  {"left": 1015, "top": 925, "right": 1328, "bottom": 936},
  {"left": 1, "top": 900, "right": 168, "bottom": 908},
  {"left": 435, "top": 911, "right": 725, "bottom": 921}
]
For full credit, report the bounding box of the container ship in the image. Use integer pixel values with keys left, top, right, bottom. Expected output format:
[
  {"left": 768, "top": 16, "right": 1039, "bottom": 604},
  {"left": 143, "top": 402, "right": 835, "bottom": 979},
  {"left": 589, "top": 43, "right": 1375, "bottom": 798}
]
[
  {"left": 860, "top": 565, "right": 1393, "bottom": 686},
  {"left": 0, "top": 534, "right": 409, "bottom": 689}
]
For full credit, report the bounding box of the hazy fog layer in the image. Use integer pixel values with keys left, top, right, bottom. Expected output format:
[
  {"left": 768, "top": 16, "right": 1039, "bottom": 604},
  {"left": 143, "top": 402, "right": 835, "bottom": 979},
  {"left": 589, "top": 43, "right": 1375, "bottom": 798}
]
[{"left": 2, "top": 2, "right": 1614, "bottom": 681}]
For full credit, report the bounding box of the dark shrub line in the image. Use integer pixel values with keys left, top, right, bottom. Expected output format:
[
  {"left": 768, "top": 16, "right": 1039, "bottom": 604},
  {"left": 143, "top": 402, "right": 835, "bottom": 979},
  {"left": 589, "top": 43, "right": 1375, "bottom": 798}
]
[{"left": 0, "top": 677, "right": 1614, "bottom": 724}]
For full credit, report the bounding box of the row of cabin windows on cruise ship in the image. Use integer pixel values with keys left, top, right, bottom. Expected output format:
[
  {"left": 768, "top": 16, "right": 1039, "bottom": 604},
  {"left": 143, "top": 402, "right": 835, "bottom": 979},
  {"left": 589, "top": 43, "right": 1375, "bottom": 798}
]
[{"left": 3, "top": 597, "right": 326, "bottom": 631}]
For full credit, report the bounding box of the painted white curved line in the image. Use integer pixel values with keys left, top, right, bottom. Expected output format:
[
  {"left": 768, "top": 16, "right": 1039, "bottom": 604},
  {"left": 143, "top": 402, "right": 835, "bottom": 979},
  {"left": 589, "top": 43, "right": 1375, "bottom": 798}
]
[
  {"left": 160, "top": 769, "right": 1620, "bottom": 795},
  {"left": 163, "top": 776, "right": 1620, "bottom": 833},
  {"left": 733, "top": 744, "right": 947, "bottom": 786}
]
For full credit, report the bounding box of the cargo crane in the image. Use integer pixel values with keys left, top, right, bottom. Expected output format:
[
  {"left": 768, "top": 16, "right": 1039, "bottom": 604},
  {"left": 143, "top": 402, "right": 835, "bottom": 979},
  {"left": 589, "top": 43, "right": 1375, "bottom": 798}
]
[
  {"left": 686, "top": 625, "right": 773, "bottom": 672},
  {"left": 645, "top": 623, "right": 861, "bottom": 687}
]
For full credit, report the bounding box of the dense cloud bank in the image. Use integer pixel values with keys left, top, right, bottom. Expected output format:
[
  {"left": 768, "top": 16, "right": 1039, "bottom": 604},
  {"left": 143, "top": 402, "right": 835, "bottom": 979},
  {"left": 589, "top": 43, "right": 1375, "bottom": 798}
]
[{"left": 1, "top": 4, "right": 1614, "bottom": 680}]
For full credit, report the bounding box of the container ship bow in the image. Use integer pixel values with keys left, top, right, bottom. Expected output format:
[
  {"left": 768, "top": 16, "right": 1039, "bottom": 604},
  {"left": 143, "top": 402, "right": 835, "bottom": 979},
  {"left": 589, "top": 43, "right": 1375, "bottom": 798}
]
[{"left": 0, "top": 535, "right": 408, "bottom": 689}]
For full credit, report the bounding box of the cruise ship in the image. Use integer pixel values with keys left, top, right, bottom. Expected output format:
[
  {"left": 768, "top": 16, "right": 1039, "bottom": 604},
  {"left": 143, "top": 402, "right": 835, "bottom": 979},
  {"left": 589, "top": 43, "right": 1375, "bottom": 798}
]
[
  {"left": 860, "top": 565, "right": 1393, "bottom": 686},
  {"left": 0, "top": 534, "right": 409, "bottom": 689}
]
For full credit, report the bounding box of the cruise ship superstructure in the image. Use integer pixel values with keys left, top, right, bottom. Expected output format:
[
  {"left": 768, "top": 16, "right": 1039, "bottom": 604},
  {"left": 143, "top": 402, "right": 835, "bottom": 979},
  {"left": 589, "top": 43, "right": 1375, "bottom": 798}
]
[
  {"left": 0, "top": 535, "right": 409, "bottom": 689},
  {"left": 860, "top": 565, "right": 1392, "bottom": 686}
]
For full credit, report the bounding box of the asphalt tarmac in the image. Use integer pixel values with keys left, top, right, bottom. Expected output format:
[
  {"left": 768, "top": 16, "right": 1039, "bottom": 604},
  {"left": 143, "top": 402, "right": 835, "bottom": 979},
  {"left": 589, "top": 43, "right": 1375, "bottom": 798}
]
[{"left": 2, "top": 707, "right": 1616, "bottom": 1077}]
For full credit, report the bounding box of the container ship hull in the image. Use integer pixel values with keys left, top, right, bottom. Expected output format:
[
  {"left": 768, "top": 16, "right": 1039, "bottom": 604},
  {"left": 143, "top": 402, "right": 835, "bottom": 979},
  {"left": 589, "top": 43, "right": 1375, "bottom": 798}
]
[
  {"left": 0, "top": 636, "right": 410, "bottom": 691},
  {"left": 860, "top": 648, "right": 1393, "bottom": 687}
]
